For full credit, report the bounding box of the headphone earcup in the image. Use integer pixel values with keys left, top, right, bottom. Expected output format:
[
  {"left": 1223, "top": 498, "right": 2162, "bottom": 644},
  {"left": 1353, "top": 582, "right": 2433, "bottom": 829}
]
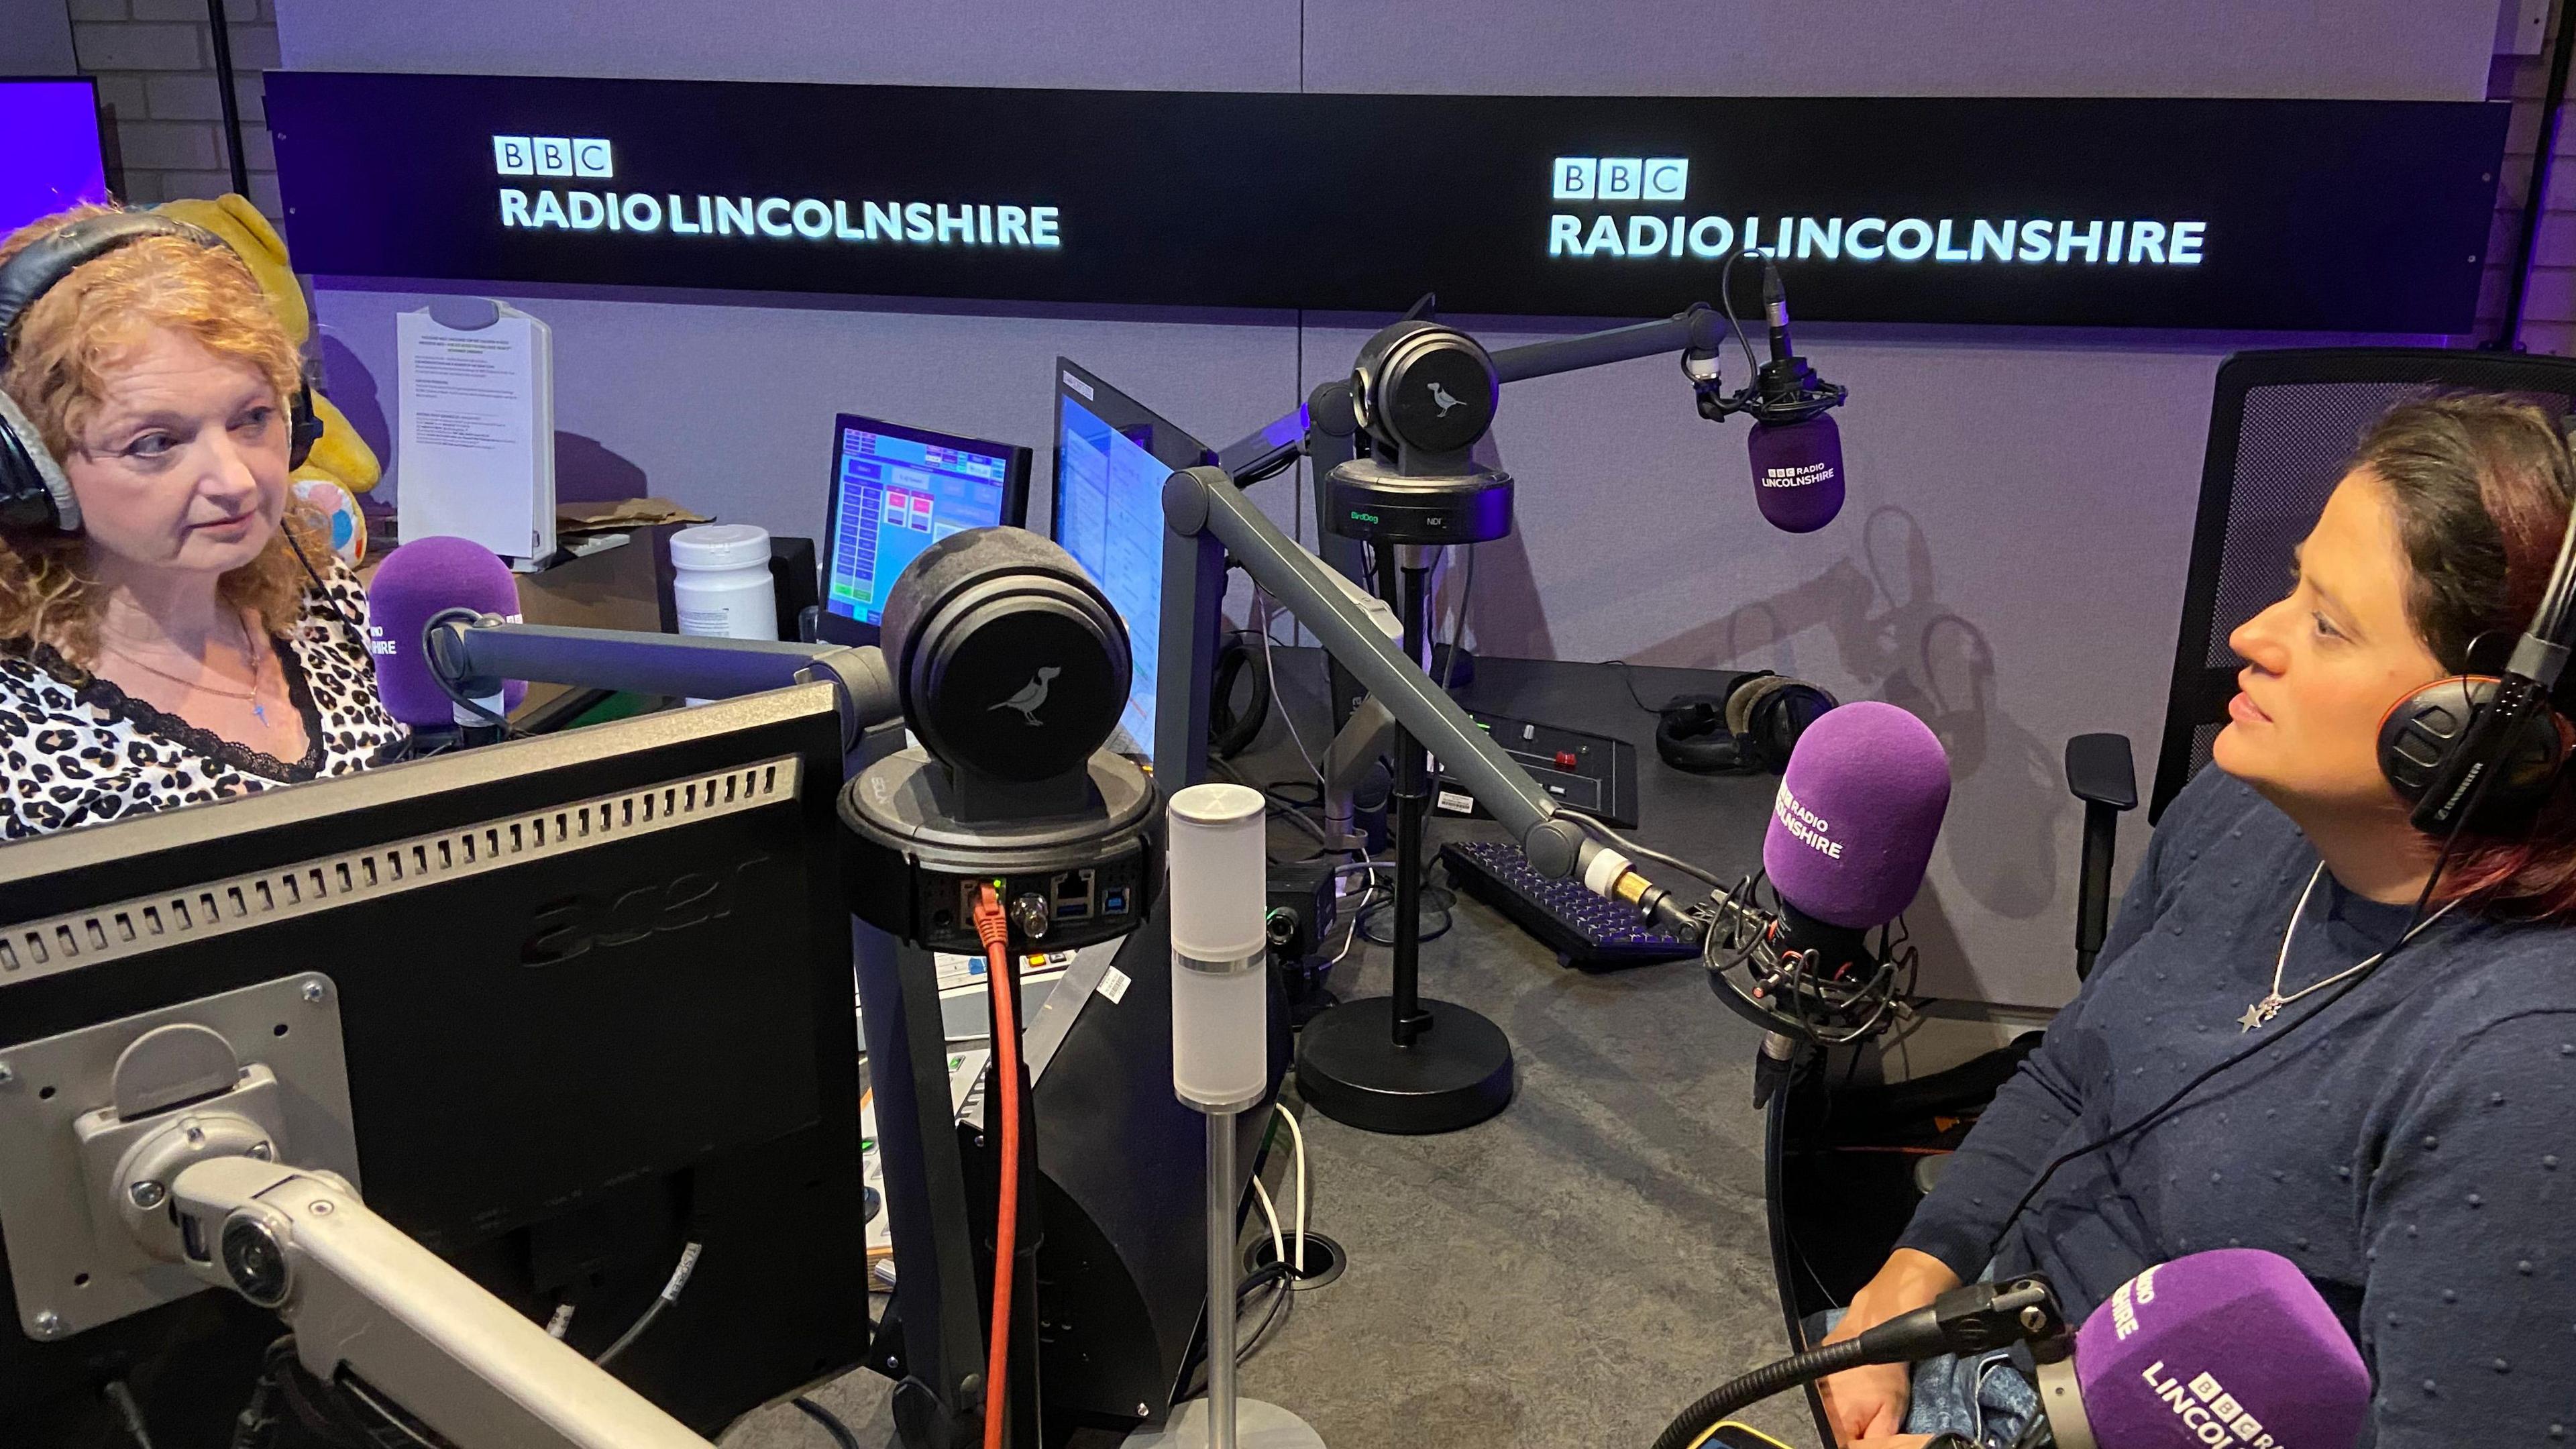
[
  {"left": 1721, "top": 670, "right": 1780, "bottom": 739},
  {"left": 1208, "top": 632, "right": 1271, "bottom": 759},
  {"left": 2378, "top": 675, "right": 2571, "bottom": 826},
  {"left": 1656, "top": 694, "right": 1746, "bottom": 774},
  {"left": 287, "top": 382, "right": 321, "bottom": 472},
  {"left": 1739, "top": 679, "right": 1839, "bottom": 772},
  {"left": 0, "top": 386, "right": 76, "bottom": 532}
]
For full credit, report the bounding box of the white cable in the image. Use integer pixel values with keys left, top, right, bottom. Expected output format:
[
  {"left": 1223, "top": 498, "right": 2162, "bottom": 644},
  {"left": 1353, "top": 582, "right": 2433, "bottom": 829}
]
[
  {"left": 1273, "top": 1103, "right": 1309, "bottom": 1273},
  {"left": 1329, "top": 886, "right": 1379, "bottom": 965},
  {"left": 595, "top": 1239, "right": 701, "bottom": 1368},
  {"left": 1250, "top": 1175, "right": 1287, "bottom": 1269},
  {"left": 1255, "top": 589, "right": 1326, "bottom": 790},
  {"left": 545, "top": 1302, "right": 577, "bottom": 1340}
]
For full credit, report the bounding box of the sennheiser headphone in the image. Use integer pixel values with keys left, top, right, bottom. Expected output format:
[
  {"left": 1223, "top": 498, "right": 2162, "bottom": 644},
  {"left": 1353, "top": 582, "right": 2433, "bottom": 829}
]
[
  {"left": 2375, "top": 436, "right": 2576, "bottom": 835},
  {"left": 2377, "top": 586, "right": 2576, "bottom": 835},
  {"left": 1655, "top": 669, "right": 1838, "bottom": 775},
  {"left": 0, "top": 210, "right": 322, "bottom": 533}
]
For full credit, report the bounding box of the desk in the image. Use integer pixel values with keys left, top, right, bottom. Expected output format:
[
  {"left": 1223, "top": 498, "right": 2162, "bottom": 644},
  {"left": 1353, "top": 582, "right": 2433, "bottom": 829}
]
[
  {"left": 1436, "top": 653, "right": 1774, "bottom": 874},
  {"left": 729, "top": 652, "right": 1817, "bottom": 1449}
]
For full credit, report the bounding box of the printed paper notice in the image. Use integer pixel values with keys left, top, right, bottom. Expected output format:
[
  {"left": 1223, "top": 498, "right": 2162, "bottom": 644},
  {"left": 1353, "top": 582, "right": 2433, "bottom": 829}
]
[{"left": 396, "top": 303, "right": 555, "bottom": 564}]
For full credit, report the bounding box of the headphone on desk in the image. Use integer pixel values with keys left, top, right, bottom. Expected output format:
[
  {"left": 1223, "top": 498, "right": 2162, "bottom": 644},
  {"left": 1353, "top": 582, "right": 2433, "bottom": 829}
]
[
  {"left": 1655, "top": 669, "right": 1837, "bottom": 775},
  {"left": 0, "top": 210, "right": 322, "bottom": 533}
]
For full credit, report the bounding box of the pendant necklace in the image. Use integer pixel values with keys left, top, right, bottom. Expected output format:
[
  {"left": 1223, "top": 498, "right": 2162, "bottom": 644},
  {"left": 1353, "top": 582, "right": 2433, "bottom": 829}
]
[
  {"left": 2241, "top": 862, "right": 2460, "bottom": 1032},
  {"left": 99, "top": 612, "right": 272, "bottom": 723}
]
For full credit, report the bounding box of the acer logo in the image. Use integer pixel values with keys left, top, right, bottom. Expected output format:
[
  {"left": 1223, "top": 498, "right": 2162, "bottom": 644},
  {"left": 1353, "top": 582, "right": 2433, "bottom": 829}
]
[{"left": 519, "top": 855, "right": 769, "bottom": 966}]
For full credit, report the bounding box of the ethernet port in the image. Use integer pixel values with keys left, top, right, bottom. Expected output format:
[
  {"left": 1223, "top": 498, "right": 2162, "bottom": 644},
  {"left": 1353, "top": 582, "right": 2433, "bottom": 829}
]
[{"left": 1052, "top": 869, "right": 1095, "bottom": 920}]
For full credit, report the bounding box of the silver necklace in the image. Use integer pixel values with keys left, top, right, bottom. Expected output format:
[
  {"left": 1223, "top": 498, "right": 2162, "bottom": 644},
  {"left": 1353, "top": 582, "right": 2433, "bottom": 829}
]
[
  {"left": 100, "top": 612, "right": 274, "bottom": 723},
  {"left": 2240, "top": 862, "right": 2461, "bottom": 1032}
]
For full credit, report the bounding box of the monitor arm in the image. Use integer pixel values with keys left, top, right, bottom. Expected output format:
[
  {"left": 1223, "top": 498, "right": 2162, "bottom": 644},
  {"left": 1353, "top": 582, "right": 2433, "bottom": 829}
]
[
  {"left": 1162, "top": 464, "right": 1554, "bottom": 841},
  {"left": 164, "top": 1155, "right": 712, "bottom": 1449}
]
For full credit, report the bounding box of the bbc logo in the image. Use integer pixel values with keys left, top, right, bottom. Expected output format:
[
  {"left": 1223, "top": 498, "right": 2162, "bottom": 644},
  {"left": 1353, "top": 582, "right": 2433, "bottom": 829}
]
[
  {"left": 1552, "top": 156, "right": 1688, "bottom": 203},
  {"left": 493, "top": 136, "right": 614, "bottom": 178}
]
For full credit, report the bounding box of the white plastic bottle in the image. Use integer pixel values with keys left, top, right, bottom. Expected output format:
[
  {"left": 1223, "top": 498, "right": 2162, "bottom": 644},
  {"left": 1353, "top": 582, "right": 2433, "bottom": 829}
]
[
  {"left": 669, "top": 524, "right": 776, "bottom": 704},
  {"left": 670, "top": 524, "right": 777, "bottom": 641}
]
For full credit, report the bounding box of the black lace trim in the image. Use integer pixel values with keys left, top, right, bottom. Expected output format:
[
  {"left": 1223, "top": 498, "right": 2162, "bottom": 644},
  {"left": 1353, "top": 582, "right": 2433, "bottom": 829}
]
[{"left": 25, "top": 634, "right": 329, "bottom": 785}]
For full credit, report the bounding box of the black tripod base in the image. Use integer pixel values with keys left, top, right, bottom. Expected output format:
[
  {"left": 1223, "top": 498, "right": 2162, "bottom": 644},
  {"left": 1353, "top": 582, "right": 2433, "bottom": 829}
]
[{"left": 1295, "top": 996, "right": 1514, "bottom": 1134}]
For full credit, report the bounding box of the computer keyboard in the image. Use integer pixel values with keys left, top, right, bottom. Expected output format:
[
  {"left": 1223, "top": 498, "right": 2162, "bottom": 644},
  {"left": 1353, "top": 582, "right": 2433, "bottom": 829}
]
[{"left": 1440, "top": 839, "right": 1699, "bottom": 971}]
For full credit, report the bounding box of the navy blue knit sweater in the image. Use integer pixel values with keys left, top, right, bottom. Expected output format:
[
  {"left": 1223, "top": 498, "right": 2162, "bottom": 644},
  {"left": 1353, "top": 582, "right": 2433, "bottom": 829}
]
[{"left": 1900, "top": 768, "right": 2576, "bottom": 1444}]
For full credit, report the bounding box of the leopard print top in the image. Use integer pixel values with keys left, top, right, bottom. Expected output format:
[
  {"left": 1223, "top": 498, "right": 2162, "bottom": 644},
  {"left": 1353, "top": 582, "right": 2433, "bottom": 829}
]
[{"left": 0, "top": 559, "right": 409, "bottom": 839}]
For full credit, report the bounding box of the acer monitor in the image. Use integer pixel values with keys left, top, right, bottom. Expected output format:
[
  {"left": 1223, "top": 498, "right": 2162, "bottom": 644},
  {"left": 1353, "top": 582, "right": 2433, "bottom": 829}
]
[{"left": 0, "top": 686, "right": 864, "bottom": 1445}]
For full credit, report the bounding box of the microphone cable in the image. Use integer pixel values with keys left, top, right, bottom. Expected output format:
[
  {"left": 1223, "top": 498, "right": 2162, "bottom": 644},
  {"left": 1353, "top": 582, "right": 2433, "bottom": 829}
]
[
  {"left": 1987, "top": 800, "right": 2483, "bottom": 1251},
  {"left": 1715, "top": 249, "right": 1766, "bottom": 384}
]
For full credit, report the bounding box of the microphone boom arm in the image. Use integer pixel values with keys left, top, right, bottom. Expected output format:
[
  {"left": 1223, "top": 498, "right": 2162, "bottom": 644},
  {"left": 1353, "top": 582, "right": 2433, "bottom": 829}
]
[
  {"left": 425, "top": 619, "right": 901, "bottom": 751},
  {"left": 1214, "top": 305, "right": 1738, "bottom": 484}
]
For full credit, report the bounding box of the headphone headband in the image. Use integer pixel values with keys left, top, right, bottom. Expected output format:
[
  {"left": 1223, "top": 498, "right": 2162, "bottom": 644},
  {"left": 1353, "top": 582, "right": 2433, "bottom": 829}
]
[
  {"left": 0, "top": 211, "right": 227, "bottom": 352},
  {"left": 0, "top": 209, "right": 320, "bottom": 531}
]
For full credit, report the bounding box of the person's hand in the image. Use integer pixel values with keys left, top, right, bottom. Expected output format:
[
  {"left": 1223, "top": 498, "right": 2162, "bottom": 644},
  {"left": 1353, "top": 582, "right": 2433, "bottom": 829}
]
[
  {"left": 1850, "top": 1437, "right": 1940, "bottom": 1449},
  {"left": 1814, "top": 1354, "right": 1910, "bottom": 1445},
  {"left": 1814, "top": 1248, "right": 1962, "bottom": 1446}
]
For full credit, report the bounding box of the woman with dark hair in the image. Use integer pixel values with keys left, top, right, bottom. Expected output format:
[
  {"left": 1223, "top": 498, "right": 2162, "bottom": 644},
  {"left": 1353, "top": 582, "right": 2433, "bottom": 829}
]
[{"left": 1819, "top": 394, "right": 2576, "bottom": 1447}]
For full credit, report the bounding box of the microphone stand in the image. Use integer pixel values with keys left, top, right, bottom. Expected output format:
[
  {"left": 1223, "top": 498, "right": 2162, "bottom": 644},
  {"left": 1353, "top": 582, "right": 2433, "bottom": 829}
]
[
  {"left": 1757, "top": 1040, "right": 1837, "bottom": 1449},
  {"left": 1646, "top": 1276, "right": 2069, "bottom": 1449}
]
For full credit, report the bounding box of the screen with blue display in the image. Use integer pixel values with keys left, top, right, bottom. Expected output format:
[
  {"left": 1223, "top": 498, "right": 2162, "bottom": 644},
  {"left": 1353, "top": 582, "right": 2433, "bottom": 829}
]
[
  {"left": 1051, "top": 362, "right": 1212, "bottom": 761},
  {"left": 823, "top": 415, "right": 1026, "bottom": 629},
  {"left": 0, "top": 80, "right": 108, "bottom": 237}
]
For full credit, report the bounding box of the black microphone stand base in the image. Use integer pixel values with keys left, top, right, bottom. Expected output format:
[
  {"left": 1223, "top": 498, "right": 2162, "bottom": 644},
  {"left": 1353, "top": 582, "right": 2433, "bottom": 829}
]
[{"left": 1294, "top": 996, "right": 1514, "bottom": 1134}]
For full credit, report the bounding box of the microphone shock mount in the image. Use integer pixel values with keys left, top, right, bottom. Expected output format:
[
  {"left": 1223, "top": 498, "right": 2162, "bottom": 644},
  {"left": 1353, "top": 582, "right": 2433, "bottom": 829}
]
[{"left": 1698, "top": 871, "right": 1917, "bottom": 1050}]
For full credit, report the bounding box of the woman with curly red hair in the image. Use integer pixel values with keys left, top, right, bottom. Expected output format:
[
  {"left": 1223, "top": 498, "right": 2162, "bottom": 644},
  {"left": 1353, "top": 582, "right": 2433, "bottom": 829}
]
[{"left": 0, "top": 204, "right": 404, "bottom": 837}]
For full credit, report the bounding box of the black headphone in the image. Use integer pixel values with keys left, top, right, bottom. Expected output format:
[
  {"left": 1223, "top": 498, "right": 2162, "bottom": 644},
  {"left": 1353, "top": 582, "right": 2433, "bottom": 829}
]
[
  {"left": 1208, "top": 631, "right": 1274, "bottom": 759},
  {"left": 2376, "top": 465, "right": 2576, "bottom": 835},
  {"left": 0, "top": 210, "right": 322, "bottom": 533},
  {"left": 1655, "top": 669, "right": 1837, "bottom": 775}
]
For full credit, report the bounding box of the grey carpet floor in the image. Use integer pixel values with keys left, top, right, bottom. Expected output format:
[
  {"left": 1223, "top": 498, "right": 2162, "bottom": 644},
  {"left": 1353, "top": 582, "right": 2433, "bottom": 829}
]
[{"left": 724, "top": 894, "right": 1815, "bottom": 1449}]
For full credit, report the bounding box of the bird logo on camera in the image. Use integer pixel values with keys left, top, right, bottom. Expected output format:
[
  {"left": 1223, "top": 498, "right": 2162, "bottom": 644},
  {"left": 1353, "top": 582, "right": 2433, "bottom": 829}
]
[{"left": 990, "top": 667, "right": 1063, "bottom": 726}]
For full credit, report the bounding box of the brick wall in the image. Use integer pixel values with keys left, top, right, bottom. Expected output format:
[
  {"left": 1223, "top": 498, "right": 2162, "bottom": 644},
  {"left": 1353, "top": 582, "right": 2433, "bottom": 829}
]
[
  {"left": 2481, "top": 22, "right": 2575, "bottom": 353},
  {"left": 68, "top": 0, "right": 281, "bottom": 219}
]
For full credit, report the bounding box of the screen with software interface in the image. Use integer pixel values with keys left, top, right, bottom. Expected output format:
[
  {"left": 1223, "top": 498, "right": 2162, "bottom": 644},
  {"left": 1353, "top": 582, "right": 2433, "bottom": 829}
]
[
  {"left": 825, "top": 419, "right": 1014, "bottom": 627},
  {"left": 1054, "top": 396, "right": 1170, "bottom": 759}
]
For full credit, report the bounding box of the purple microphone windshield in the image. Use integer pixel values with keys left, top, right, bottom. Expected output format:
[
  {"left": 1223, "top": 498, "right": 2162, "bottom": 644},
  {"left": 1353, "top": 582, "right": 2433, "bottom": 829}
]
[
  {"left": 1761, "top": 700, "right": 1949, "bottom": 929},
  {"left": 1748, "top": 413, "right": 1843, "bottom": 533},
  {"left": 2067, "top": 1250, "right": 2368, "bottom": 1449},
  {"left": 366, "top": 535, "right": 525, "bottom": 729}
]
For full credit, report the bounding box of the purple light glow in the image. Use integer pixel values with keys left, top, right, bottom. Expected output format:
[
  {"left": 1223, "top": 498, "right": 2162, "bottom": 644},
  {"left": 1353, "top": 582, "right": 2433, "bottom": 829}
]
[{"left": 0, "top": 81, "right": 110, "bottom": 239}]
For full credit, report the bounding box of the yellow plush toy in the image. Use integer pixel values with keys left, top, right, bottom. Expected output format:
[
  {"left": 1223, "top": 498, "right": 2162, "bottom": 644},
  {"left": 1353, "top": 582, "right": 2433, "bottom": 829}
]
[{"left": 156, "top": 195, "right": 379, "bottom": 561}]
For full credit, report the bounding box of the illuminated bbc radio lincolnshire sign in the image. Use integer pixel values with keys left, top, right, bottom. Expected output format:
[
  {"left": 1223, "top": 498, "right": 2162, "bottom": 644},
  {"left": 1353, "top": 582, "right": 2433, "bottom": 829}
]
[
  {"left": 486, "top": 133, "right": 1064, "bottom": 249},
  {"left": 1539, "top": 154, "right": 2209, "bottom": 269},
  {"left": 268, "top": 73, "right": 2507, "bottom": 331}
]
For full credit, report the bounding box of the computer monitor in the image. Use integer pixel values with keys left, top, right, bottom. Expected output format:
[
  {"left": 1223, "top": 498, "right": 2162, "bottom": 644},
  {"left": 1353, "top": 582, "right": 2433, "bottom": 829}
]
[
  {"left": 0, "top": 80, "right": 107, "bottom": 236},
  {"left": 818, "top": 414, "right": 1030, "bottom": 644},
  {"left": 0, "top": 687, "right": 864, "bottom": 1444},
  {"left": 1051, "top": 360, "right": 1215, "bottom": 760}
]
